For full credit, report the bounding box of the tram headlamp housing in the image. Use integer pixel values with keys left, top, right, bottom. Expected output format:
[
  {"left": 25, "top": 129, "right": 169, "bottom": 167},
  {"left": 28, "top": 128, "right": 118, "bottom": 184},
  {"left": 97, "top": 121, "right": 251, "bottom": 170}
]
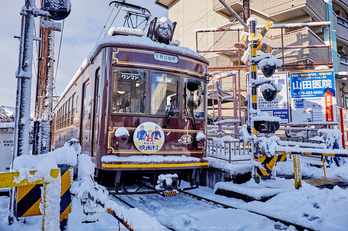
[
  {"left": 147, "top": 17, "right": 177, "bottom": 44},
  {"left": 115, "top": 127, "right": 129, "bottom": 148}
]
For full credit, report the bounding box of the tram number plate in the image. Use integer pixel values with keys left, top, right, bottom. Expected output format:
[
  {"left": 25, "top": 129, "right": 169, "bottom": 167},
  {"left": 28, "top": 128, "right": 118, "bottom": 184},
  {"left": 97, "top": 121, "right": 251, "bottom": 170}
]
[
  {"left": 180, "top": 135, "right": 193, "bottom": 144},
  {"left": 121, "top": 73, "right": 139, "bottom": 80}
]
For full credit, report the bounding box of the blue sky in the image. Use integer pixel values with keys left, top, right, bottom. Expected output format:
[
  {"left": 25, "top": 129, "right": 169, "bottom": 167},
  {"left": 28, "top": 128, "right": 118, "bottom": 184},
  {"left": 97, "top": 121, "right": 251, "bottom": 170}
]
[{"left": 0, "top": 0, "right": 167, "bottom": 110}]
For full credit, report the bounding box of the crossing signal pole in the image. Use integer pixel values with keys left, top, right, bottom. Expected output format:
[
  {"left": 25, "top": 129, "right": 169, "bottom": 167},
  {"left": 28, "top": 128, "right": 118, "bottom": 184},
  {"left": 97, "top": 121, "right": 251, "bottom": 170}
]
[{"left": 10, "top": 0, "right": 71, "bottom": 224}]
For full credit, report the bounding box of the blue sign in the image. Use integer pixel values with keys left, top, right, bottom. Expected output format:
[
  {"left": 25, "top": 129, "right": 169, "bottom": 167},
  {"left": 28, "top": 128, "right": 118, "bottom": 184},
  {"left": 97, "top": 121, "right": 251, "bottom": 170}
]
[
  {"left": 290, "top": 70, "right": 335, "bottom": 98},
  {"left": 290, "top": 70, "right": 337, "bottom": 124}
]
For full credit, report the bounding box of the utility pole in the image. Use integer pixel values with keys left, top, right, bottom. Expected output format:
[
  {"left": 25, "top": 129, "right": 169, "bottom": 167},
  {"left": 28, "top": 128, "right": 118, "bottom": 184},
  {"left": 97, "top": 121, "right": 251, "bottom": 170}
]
[
  {"left": 33, "top": 0, "right": 58, "bottom": 155},
  {"left": 9, "top": 0, "right": 70, "bottom": 224},
  {"left": 10, "top": 0, "right": 37, "bottom": 224},
  {"left": 242, "top": 0, "right": 251, "bottom": 23}
]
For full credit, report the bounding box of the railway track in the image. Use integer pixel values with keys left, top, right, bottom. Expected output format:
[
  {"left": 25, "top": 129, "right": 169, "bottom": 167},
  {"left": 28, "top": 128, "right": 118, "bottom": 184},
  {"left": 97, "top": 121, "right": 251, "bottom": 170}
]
[{"left": 110, "top": 189, "right": 315, "bottom": 231}]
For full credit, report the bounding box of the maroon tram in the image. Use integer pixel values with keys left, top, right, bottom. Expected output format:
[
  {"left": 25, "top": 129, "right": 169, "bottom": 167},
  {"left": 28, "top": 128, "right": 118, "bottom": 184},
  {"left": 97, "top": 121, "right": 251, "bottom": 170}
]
[{"left": 52, "top": 17, "right": 209, "bottom": 192}]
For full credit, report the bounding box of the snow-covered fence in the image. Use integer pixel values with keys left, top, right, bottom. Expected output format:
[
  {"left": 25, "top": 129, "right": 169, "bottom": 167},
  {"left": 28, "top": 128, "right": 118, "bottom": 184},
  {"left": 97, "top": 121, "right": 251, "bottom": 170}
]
[{"left": 206, "top": 136, "right": 252, "bottom": 162}]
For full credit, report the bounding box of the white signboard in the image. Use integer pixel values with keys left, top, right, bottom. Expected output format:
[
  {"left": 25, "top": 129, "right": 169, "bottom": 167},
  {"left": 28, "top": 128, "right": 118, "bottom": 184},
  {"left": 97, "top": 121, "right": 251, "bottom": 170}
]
[{"left": 248, "top": 72, "right": 290, "bottom": 124}]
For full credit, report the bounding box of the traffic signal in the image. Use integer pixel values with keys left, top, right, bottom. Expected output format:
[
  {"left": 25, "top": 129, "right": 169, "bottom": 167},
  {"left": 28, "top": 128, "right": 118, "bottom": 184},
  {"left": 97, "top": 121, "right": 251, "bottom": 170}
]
[
  {"left": 254, "top": 120, "right": 280, "bottom": 133},
  {"left": 259, "top": 82, "right": 279, "bottom": 102},
  {"left": 257, "top": 53, "right": 282, "bottom": 77}
]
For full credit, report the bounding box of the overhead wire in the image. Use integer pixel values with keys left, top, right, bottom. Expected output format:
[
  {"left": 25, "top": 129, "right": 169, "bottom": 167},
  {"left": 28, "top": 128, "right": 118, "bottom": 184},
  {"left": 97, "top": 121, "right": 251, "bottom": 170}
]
[
  {"left": 54, "top": 19, "right": 65, "bottom": 97},
  {"left": 203, "top": 17, "right": 237, "bottom": 57},
  {"left": 95, "top": 7, "right": 115, "bottom": 46},
  {"left": 175, "top": 2, "right": 220, "bottom": 39},
  {"left": 103, "top": 6, "right": 123, "bottom": 38}
]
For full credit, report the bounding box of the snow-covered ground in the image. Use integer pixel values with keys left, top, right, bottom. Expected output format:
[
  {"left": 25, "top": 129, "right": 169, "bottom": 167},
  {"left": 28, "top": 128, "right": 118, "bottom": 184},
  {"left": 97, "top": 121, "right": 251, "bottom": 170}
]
[{"left": 1, "top": 138, "right": 348, "bottom": 230}]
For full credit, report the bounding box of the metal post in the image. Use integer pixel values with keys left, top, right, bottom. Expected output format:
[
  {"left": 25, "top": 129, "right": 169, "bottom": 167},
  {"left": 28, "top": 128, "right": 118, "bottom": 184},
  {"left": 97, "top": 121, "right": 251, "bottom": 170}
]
[
  {"left": 10, "top": 0, "right": 36, "bottom": 224},
  {"left": 218, "top": 78, "right": 222, "bottom": 134},
  {"left": 293, "top": 154, "right": 302, "bottom": 189},
  {"left": 233, "top": 73, "right": 238, "bottom": 136}
]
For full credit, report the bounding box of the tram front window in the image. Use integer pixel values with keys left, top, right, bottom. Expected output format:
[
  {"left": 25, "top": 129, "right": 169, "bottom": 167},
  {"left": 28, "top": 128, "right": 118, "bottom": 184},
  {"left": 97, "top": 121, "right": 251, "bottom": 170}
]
[
  {"left": 112, "top": 69, "right": 146, "bottom": 114},
  {"left": 183, "top": 78, "right": 205, "bottom": 119},
  {"left": 151, "top": 72, "right": 180, "bottom": 116}
]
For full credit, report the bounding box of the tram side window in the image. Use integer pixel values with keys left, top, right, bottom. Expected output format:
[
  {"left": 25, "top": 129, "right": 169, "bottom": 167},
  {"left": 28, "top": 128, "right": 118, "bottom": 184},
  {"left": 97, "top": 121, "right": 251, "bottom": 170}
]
[
  {"left": 151, "top": 72, "right": 179, "bottom": 116},
  {"left": 83, "top": 83, "right": 90, "bottom": 120},
  {"left": 183, "top": 77, "right": 205, "bottom": 119},
  {"left": 112, "top": 69, "right": 146, "bottom": 114}
]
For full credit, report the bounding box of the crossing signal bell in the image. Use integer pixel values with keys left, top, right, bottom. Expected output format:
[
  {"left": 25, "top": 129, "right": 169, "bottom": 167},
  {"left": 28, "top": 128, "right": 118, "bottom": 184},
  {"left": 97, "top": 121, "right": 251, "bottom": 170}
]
[{"left": 42, "top": 0, "right": 71, "bottom": 20}]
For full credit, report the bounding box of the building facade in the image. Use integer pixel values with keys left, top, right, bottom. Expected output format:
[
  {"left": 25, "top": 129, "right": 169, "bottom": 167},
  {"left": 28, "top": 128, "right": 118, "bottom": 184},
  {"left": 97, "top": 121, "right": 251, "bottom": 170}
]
[{"left": 155, "top": 0, "right": 348, "bottom": 125}]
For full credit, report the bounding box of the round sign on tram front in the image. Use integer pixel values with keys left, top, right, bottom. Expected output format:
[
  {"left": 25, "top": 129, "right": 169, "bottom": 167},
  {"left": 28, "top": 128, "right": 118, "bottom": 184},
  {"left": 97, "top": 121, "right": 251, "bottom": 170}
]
[{"left": 133, "top": 122, "right": 165, "bottom": 154}]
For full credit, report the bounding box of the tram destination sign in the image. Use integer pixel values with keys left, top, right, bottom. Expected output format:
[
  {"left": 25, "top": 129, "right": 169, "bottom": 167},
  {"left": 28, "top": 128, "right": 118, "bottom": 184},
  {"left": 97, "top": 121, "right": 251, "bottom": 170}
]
[{"left": 154, "top": 53, "right": 179, "bottom": 63}]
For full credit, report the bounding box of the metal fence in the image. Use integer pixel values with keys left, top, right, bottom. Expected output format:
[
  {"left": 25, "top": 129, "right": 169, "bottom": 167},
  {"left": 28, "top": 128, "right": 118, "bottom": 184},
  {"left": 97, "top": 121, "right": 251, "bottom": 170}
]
[{"left": 206, "top": 136, "right": 252, "bottom": 163}]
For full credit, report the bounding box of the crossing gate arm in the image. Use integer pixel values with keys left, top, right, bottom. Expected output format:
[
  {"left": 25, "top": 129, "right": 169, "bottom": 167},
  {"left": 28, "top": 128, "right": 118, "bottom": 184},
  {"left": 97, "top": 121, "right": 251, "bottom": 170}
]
[
  {"left": 276, "top": 149, "right": 348, "bottom": 158},
  {"left": 0, "top": 169, "right": 60, "bottom": 188}
]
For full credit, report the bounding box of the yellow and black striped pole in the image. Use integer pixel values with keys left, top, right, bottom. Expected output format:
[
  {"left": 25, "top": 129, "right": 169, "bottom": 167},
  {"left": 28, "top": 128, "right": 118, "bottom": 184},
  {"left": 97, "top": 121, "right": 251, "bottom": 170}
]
[{"left": 249, "top": 19, "right": 259, "bottom": 181}]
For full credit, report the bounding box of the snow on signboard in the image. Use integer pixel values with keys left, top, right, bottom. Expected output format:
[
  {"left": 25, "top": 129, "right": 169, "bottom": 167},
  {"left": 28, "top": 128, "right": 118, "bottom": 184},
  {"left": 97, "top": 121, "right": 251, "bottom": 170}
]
[{"left": 290, "top": 70, "right": 337, "bottom": 125}]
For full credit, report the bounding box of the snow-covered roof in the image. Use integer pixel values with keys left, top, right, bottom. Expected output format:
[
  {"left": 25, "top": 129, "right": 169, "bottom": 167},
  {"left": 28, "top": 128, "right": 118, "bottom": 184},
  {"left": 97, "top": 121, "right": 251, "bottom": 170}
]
[{"left": 59, "top": 32, "right": 208, "bottom": 103}]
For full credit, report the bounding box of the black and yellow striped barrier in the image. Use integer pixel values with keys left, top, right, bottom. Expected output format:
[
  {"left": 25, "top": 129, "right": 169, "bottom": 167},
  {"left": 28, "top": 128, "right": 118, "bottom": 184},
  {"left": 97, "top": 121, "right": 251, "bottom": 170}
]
[
  {"left": 15, "top": 165, "right": 72, "bottom": 230},
  {"left": 277, "top": 151, "right": 348, "bottom": 158},
  {"left": 255, "top": 153, "right": 287, "bottom": 177},
  {"left": 59, "top": 165, "right": 73, "bottom": 230},
  {"left": 0, "top": 169, "right": 60, "bottom": 230},
  {"left": 276, "top": 149, "right": 348, "bottom": 189}
]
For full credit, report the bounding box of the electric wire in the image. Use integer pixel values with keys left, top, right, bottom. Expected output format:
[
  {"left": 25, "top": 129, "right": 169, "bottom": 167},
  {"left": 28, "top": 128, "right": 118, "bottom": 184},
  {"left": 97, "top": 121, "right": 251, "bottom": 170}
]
[
  {"left": 203, "top": 18, "right": 237, "bottom": 57},
  {"left": 95, "top": 7, "right": 115, "bottom": 46},
  {"left": 54, "top": 19, "right": 65, "bottom": 97},
  {"left": 104, "top": 6, "right": 123, "bottom": 38},
  {"left": 175, "top": 3, "right": 220, "bottom": 39}
]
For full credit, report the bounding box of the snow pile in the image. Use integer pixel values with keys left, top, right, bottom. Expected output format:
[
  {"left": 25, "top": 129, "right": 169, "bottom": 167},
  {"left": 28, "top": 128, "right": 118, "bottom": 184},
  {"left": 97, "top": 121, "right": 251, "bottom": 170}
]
[
  {"left": 108, "top": 27, "right": 145, "bottom": 37},
  {"left": 71, "top": 154, "right": 167, "bottom": 230},
  {"left": 214, "top": 119, "right": 240, "bottom": 125},
  {"left": 256, "top": 136, "right": 280, "bottom": 157},
  {"left": 115, "top": 127, "right": 129, "bottom": 137},
  {"left": 13, "top": 138, "right": 80, "bottom": 172},
  {"left": 10, "top": 139, "right": 80, "bottom": 231},
  {"left": 215, "top": 178, "right": 286, "bottom": 200},
  {"left": 318, "top": 129, "right": 342, "bottom": 149},
  {"left": 211, "top": 136, "right": 239, "bottom": 146},
  {"left": 207, "top": 157, "right": 252, "bottom": 175}
]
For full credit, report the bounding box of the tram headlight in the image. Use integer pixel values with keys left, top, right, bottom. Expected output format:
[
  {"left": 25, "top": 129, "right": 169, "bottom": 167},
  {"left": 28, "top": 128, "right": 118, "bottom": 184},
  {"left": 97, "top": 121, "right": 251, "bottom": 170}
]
[
  {"left": 157, "top": 24, "right": 172, "bottom": 40},
  {"left": 147, "top": 17, "right": 177, "bottom": 44},
  {"left": 115, "top": 127, "right": 129, "bottom": 148},
  {"left": 196, "top": 132, "right": 206, "bottom": 149}
]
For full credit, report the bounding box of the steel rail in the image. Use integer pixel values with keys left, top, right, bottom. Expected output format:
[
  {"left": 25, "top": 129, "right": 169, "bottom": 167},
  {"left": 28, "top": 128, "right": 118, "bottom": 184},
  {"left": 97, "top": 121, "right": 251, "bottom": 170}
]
[{"left": 180, "top": 190, "right": 315, "bottom": 231}]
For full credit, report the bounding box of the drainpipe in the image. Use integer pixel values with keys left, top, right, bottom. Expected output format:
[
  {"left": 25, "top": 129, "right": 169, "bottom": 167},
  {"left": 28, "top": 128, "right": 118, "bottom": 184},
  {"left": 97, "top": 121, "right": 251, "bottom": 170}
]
[{"left": 324, "top": 0, "right": 338, "bottom": 72}]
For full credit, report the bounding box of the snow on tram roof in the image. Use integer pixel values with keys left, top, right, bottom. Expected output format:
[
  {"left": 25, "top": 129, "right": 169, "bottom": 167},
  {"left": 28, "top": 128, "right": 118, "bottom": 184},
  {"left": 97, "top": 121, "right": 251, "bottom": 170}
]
[{"left": 59, "top": 32, "right": 207, "bottom": 102}]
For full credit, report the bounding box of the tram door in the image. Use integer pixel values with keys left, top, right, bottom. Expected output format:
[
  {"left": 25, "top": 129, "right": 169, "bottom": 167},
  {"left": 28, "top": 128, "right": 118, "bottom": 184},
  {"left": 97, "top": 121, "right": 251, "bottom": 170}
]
[
  {"left": 81, "top": 80, "right": 92, "bottom": 155},
  {"left": 92, "top": 70, "right": 100, "bottom": 157}
]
